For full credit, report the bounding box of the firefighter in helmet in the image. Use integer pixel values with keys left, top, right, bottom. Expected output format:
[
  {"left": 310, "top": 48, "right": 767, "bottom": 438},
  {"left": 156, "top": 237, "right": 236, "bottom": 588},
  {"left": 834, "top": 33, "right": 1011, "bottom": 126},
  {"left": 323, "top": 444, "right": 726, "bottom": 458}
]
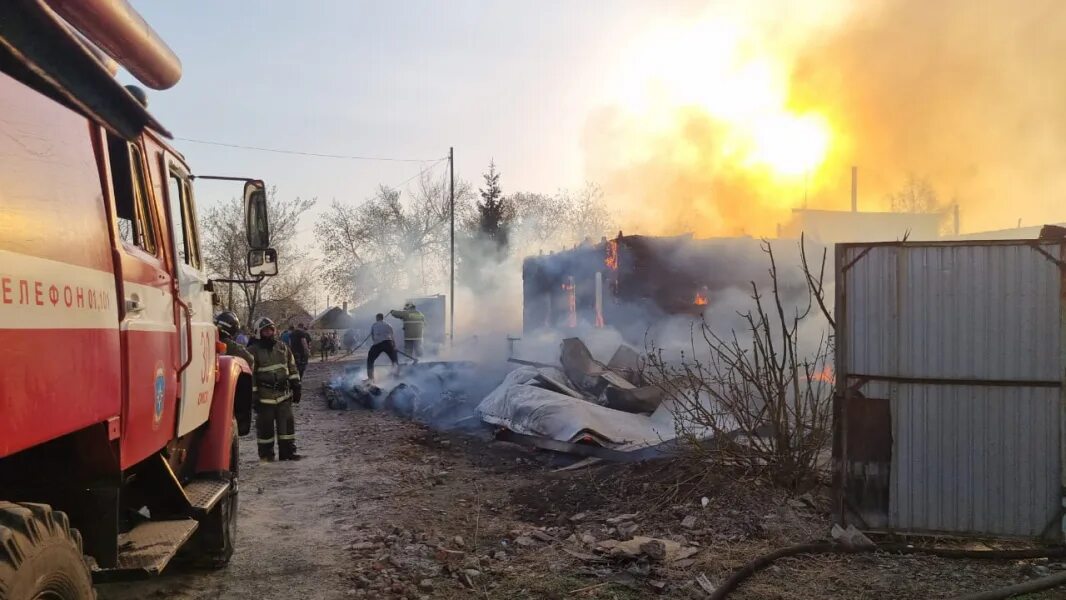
[
  {"left": 389, "top": 302, "right": 425, "bottom": 357},
  {"left": 215, "top": 310, "right": 255, "bottom": 435},
  {"left": 214, "top": 311, "right": 253, "bottom": 368},
  {"left": 247, "top": 317, "right": 302, "bottom": 461}
]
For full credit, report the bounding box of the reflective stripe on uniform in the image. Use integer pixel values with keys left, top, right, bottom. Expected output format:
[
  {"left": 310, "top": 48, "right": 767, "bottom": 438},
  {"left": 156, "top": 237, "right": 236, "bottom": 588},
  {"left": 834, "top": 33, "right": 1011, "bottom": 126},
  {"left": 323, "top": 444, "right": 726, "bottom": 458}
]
[
  {"left": 256, "top": 393, "right": 291, "bottom": 405},
  {"left": 289, "top": 374, "right": 301, "bottom": 381},
  {"left": 278, "top": 434, "right": 296, "bottom": 440},
  {"left": 257, "top": 437, "right": 276, "bottom": 444},
  {"left": 257, "top": 363, "right": 287, "bottom": 373}
]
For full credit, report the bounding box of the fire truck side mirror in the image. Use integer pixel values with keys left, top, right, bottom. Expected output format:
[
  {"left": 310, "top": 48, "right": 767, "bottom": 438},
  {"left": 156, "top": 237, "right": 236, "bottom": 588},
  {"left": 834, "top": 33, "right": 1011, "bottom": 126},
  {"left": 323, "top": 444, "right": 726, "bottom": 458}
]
[
  {"left": 244, "top": 180, "right": 270, "bottom": 249},
  {"left": 248, "top": 248, "right": 279, "bottom": 277}
]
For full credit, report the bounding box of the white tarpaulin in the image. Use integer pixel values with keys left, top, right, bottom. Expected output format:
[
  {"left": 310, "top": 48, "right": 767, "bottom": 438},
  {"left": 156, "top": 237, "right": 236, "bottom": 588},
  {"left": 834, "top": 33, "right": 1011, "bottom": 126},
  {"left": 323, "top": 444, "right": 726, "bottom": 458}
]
[{"left": 476, "top": 367, "right": 683, "bottom": 447}]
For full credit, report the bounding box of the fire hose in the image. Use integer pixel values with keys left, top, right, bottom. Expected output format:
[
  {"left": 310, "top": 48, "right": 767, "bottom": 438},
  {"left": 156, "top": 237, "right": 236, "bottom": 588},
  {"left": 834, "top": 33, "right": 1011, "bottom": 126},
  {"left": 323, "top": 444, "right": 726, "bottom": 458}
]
[
  {"left": 709, "top": 541, "right": 1066, "bottom": 600},
  {"left": 342, "top": 332, "right": 420, "bottom": 365}
]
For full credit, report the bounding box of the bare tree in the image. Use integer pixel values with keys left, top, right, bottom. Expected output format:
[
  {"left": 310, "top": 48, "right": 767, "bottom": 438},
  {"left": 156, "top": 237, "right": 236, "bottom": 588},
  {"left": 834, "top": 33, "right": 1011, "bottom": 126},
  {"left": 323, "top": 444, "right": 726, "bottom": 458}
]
[
  {"left": 561, "top": 183, "right": 614, "bottom": 244},
  {"left": 315, "top": 171, "right": 474, "bottom": 305},
  {"left": 644, "top": 238, "right": 834, "bottom": 490},
  {"left": 200, "top": 187, "right": 316, "bottom": 327},
  {"left": 887, "top": 173, "right": 940, "bottom": 213},
  {"left": 508, "top": 183, "right": 615, "bottom": 253}
]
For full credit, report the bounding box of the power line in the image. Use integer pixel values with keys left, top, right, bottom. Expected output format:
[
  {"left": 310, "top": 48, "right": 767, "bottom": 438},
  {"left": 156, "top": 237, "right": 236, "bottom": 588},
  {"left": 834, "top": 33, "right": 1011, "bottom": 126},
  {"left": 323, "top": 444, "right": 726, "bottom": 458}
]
[
  {"left": 175, "top": 136, "right": 443, "bottom": 163},
  {"left": 391, "top": 158, "right": 447, "bottom": 190}
]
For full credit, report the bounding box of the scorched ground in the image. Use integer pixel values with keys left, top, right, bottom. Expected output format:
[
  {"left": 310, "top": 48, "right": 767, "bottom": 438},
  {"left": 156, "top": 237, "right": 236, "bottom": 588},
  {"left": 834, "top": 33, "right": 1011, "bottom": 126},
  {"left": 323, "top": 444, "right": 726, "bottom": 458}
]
[{"left": 97, "top": 361, "right": 1066, "bottom": 599}]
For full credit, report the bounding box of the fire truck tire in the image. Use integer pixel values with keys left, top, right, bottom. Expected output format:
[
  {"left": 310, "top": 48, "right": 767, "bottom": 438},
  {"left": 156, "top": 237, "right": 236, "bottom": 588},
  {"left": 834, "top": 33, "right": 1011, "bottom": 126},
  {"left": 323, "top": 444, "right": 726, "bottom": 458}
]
[
  {"left": 194, "top": 424, "right": 239, "bottom": 569},
  {"left": 0, "top": 502, "right": 95, "bottom": 600}
]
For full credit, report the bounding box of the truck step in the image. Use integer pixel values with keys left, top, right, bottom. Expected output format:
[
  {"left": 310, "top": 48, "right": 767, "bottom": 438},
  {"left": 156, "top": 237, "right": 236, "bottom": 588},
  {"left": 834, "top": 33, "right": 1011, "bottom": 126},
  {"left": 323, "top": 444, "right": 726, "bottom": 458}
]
[
  {"left": 93, "top": 519, "right": 199, "bottom": 580},
  {"left": 184, "top": 478, "right": 231, "bottom": 513}
]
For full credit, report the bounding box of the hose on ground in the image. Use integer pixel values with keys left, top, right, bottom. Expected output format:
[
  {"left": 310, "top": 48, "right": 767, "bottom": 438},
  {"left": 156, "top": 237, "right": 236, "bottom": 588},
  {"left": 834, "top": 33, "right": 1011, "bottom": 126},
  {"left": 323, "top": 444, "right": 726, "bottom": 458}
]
[
  {"left": 949, "top": 570, "right": 1066, "bottom": 600},
  {"left": 709, "top": 541, "right": 1066, "bottom": 600}
]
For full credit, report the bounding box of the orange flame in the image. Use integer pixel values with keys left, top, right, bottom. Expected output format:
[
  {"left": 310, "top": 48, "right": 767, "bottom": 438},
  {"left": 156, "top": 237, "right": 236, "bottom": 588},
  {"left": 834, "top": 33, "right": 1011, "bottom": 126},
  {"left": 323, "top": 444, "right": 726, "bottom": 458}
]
[
  {"left": 694, "top": 288, "right": 709, "bottom": 306},
  {"left": 605, "top": 239, "right": 619, "bottom": 270},
  {"left": 811, "top": 364, "right": 834, "bottom": 383}
]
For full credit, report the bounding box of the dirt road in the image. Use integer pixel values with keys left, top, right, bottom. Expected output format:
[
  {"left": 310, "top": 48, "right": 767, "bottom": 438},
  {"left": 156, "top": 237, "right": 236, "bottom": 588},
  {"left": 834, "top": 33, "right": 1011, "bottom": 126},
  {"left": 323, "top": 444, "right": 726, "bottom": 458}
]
[
  {"left": 98, "top": 361, "right": 376, "bottom": 599},
  {"left": 97, "top": 360, "right": 1064, "bottom": 600},
  {"left": 98, "top": 360, "right": 561, "bottom": 600}
]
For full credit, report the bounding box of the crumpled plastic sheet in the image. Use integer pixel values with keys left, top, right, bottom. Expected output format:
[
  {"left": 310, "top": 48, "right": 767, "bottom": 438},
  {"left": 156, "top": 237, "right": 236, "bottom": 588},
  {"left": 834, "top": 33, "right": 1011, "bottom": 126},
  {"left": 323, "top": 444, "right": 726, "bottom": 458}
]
[{"left": 476, "top": 366, "right": 688, "bottom": 447}]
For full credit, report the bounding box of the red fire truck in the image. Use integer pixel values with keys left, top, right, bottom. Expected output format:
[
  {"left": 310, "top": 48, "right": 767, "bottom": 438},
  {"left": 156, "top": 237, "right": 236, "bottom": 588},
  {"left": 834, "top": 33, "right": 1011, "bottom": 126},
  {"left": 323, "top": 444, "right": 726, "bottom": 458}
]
[{"left": 0, "top": 1, "right": 277, "bottom": 597}]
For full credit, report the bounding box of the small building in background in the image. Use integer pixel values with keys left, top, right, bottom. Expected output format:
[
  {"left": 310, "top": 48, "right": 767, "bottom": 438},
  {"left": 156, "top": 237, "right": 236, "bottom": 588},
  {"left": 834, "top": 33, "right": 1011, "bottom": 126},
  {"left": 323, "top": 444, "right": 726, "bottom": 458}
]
[
  {"left": 311, "top": 305, "right": 355, "bottom": 331},
  {"left": 522, "top": 233, "right": 793, "bottom": 342},
  {"left": 254, "top": 298, "right": 312, "bottom": 329},
  {"left": 780, "top": 208, "right": 947, "bottom": 243},
  {"left": 948, "top": 222, "right": 1066, "bottom": 240}
]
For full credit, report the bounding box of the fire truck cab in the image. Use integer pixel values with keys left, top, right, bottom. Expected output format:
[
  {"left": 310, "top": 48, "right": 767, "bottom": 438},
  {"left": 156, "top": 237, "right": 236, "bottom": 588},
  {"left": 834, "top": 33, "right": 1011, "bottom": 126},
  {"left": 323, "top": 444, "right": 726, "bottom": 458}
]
[{"left": 0, "top": 1, "right": 275, "bottom": 597}]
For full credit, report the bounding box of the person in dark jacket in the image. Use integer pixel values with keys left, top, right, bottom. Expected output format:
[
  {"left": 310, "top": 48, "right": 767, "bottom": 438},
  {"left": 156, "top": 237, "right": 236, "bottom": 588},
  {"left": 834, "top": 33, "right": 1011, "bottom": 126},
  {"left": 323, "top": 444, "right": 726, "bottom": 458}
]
[
  {"left": 289, "top": 323, "right": 312, "bottom": 377},
  {"left": 215, "top": 311, "right": 254, "bottom": 435}
]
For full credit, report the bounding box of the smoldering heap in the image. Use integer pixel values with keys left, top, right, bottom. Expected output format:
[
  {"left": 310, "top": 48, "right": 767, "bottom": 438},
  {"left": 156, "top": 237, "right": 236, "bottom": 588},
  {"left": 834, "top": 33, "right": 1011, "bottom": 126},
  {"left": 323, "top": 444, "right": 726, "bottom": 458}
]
[
  {"left": 324, "top": 360, "right": 506, "bottom": 433},
  {"left": 324, "top": 337, "right": 704, "bottom": 462}
]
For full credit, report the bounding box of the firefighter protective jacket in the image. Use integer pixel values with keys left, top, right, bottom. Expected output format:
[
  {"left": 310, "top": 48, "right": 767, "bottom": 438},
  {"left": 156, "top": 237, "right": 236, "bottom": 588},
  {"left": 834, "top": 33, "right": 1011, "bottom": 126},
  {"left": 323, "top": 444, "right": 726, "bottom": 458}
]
[
  {"left": 246, "top": 338, "right": 300, "bottom": 403},
  {"left": 224, "top": 339, "right": 254, "bottom": 371},
  {"left": 389, "top": 309, "right": 425, "bottom": 341}
]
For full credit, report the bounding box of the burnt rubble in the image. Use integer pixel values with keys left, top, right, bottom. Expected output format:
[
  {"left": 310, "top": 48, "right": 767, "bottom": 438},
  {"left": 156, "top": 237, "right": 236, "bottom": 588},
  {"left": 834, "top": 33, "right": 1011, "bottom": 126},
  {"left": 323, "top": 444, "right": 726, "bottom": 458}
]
[{"left": 323, "top": 338, "right": 688, "bottom": 463}]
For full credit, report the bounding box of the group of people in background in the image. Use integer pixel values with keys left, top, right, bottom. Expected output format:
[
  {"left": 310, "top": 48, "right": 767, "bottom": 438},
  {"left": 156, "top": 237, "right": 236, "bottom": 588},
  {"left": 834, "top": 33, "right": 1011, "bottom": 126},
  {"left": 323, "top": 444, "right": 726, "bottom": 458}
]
[
  {"left": 234, "top": 322, "right": 343, "bottom": 362},
  {"left": 212, "top": 304, "right": 427, "bottom": 458}
]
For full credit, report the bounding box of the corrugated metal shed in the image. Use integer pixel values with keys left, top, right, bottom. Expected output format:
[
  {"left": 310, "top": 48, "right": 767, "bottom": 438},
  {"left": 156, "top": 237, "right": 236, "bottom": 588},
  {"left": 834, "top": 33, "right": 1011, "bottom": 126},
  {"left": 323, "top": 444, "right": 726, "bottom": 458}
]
[{"left": 835, "top": 240, "right": 1065, "bottom": 539}]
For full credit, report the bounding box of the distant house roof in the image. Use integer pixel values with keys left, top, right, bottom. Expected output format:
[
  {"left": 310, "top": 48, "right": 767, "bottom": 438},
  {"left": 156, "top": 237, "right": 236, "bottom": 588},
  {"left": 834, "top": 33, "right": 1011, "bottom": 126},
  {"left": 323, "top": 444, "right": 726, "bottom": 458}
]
[
  {"left": 255, "top": 298, "right": 312, "bottom": 327},
  {"left": 311, "top": 306, "right": 355, "bottom": 330},
  {"left": 948, "top": 222, "right": 1066, "bottom": 241},
  {"left": 781, "top": 209, "right": 945, "bottom": 243}
]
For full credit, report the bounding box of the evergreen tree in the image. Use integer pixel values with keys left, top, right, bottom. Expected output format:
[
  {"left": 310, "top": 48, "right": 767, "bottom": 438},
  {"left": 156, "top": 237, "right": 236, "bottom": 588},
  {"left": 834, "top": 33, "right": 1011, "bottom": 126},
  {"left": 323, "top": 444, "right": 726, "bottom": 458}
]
[{"left": 477, "top": 160, "right": 511, "bottom": 253}]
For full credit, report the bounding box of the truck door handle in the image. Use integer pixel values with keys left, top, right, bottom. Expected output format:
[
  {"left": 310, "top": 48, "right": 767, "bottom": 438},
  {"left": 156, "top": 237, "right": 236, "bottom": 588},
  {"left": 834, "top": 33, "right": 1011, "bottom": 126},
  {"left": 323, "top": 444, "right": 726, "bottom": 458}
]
[
  {"left": 176, "top": 297, "right": 194, "bottom": 376},
  {"left": 125, "top": 297, "right": 145, "bottom": 314}
]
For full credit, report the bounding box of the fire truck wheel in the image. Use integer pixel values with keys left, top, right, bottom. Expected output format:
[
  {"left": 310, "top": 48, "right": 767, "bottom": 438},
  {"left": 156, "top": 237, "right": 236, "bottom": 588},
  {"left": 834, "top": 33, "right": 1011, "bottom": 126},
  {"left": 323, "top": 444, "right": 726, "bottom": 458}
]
[
  {"left": 0, "top": 502, "right": 95, "bottom": 600},
  {"left": 195, "top": 425, "right": 239, "bottom": 569}
]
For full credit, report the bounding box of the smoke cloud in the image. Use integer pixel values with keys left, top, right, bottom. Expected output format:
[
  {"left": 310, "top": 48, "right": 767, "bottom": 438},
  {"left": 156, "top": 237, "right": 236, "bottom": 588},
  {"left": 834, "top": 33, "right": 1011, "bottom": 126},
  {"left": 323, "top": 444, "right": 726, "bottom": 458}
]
[{"left": 585, "top": 0, "right": 1066, "bottom": 237}]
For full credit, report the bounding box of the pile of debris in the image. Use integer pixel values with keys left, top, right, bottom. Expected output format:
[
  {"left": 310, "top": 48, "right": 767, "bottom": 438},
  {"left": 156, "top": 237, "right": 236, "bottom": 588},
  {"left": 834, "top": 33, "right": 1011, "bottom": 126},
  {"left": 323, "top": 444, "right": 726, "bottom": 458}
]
[
  {"left": 324, "top": 337, "right": 700, "bottom": 462},
  {"left": 478, "top": 338, "right": 686, "bottom": 461},
  {"left": 511, "top": 338, "right": 661, "bottom": 413},
  {"left": 325, "top": 361, "right": 504, "bottom": 433}
]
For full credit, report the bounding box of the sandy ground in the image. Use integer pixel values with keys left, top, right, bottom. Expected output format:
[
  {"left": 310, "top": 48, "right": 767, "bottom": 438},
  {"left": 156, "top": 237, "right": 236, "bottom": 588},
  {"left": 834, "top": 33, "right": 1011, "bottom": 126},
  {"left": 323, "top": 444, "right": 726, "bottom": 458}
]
[
  {"left": 97, "top": 360, "right": 371, "bottom": 600},
  {"left": 96, "top": 361, "right": 1066, "bottom": 600}
]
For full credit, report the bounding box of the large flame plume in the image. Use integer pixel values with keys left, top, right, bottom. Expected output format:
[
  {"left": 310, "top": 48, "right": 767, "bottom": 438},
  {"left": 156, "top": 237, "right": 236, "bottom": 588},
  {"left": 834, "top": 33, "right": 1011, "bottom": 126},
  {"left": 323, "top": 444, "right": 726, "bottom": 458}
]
[{"left": 585, "top": 0, "right": 1066, "bottom": 237}]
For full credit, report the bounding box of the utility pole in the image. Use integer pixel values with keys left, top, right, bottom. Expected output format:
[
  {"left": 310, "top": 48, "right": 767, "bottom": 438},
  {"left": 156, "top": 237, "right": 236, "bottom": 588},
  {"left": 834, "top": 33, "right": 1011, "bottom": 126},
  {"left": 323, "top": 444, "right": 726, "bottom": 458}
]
[
  {"left": 851, "top": 165, "right": 858, "bottom": 212},
  {"left": 449, "top": 147, "right": 455, "bottom": 344}
]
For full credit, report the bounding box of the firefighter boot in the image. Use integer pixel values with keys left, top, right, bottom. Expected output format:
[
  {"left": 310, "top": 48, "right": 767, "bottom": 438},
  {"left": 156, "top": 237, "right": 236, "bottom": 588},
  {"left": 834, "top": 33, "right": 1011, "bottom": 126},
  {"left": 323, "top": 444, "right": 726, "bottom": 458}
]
[
  {"left": 255, "top": 402, "right": 278, "bottom": 461},
  {"left": 276, "top": 400, "right": 301, "bottom": 461}
]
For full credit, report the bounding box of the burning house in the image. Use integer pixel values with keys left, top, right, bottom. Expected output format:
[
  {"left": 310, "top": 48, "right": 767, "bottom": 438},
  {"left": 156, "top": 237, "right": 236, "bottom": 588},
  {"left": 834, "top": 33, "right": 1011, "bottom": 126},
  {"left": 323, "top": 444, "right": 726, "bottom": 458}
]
[{"left": 522, "top": 233, "right": 797, "bottom": 341}]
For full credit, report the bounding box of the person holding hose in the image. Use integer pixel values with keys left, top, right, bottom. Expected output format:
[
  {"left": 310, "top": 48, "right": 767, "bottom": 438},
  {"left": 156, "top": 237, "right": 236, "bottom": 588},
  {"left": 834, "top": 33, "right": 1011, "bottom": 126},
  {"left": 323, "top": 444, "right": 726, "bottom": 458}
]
[
  {"left": 366, "top": 313, "right": 399, "bottom": 382},
  {"left": 389, "top": 302, "right": 426, "bottom": 357}
]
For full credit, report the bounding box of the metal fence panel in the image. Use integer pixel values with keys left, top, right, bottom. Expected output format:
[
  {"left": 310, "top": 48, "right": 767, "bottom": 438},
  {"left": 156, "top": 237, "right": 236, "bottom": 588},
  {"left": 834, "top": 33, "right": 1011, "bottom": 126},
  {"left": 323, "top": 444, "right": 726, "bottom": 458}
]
[
  {"left": 846, "top": 243, "right": 1061, "bottom": 381},
  {"left": 890, "top": 383, "right": 1060, "bottom": 536},
  {"left": 840, "top": 240, "right": 1064, "bottom": 538}
]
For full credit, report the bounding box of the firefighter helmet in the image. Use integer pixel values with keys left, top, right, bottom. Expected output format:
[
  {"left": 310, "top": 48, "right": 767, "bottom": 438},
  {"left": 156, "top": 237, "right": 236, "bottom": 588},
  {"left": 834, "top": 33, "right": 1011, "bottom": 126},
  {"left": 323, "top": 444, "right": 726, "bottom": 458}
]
[
  {"left": 254, "top": 316, "right": 277, "bottom": 336},
  {"left": 214, "top": 311, "right": 240, "bottom": 339}
]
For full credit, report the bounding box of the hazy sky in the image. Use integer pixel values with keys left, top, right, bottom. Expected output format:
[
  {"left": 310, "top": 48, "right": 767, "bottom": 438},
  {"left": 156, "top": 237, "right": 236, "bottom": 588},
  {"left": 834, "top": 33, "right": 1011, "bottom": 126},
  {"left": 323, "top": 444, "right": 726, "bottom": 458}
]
[{"left": 127, "top": 2, "right": 698, "bottom": 232}]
